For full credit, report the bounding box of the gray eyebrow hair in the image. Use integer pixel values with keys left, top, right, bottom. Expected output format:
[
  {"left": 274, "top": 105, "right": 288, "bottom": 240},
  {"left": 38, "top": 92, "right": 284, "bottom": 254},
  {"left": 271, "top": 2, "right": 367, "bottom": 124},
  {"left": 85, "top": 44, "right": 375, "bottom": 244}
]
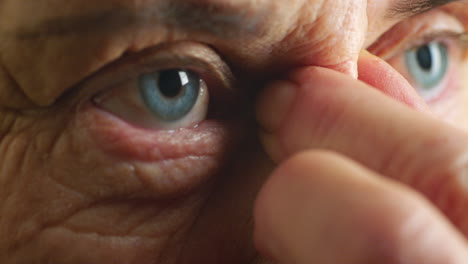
[
  {"left": 8, "top": 1, "right": 269, "bottom": 39},
  {"left": 388, "top": 0, "right": 460, "bottom": 18}
]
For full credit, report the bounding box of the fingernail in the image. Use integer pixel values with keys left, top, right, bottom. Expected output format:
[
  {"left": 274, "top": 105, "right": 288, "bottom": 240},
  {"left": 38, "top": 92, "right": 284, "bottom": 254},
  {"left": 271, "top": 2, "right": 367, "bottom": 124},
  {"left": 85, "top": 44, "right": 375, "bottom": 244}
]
[
  {"left": 256, "top": 81, "right": 297, "bottom": 133},
  {"left": 359, "top": 49, "right": 376, "bottom": 59}
]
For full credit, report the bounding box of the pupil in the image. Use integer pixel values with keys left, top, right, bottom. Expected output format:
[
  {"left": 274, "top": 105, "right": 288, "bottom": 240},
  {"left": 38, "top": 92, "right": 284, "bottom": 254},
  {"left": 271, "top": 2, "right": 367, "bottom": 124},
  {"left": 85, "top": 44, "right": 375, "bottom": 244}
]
[
  {"left": 158, "top": 70, "right": 184, "bottom": 98},
  {"left": 416, "top": 45, "right": 432, "bottom": 71}
]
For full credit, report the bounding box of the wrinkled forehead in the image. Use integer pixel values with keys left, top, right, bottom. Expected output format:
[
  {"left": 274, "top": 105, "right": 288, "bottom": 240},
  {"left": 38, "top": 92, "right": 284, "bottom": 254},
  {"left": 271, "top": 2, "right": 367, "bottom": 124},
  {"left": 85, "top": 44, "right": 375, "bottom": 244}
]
[
  {"left": 0, "top": 0, "right": 460, "bottom": 37},
  {"left": 0, "top": 0, "right": 275, "bottom": 39}
]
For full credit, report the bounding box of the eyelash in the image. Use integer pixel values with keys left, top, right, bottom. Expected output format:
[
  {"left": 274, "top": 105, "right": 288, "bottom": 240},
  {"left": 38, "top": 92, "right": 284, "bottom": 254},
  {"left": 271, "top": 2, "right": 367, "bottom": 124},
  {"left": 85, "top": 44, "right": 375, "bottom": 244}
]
[
  {"left": 404, "top": 32, "right": 463, "bottom": 101},
  {"left": 366, "top": 27, "right": 466, "bottom": 118},
  {"left": 406, "top": 31, "right": 468, "bottom": 53},
  {"left": 79, "top": 42, "right": 241, "bottom": 131}
]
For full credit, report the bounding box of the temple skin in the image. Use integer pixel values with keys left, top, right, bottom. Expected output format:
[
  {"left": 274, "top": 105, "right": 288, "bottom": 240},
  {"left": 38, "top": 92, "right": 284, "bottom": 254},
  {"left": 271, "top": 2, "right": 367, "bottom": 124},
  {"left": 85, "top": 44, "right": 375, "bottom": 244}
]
[{"left": 0, "top": 0, "right": 467, "bottom": 263}]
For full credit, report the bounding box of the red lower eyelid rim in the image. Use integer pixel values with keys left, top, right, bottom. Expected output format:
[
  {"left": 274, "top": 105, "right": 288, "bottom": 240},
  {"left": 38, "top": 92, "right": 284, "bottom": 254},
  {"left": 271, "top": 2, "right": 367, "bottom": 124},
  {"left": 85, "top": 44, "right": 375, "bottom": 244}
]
[{"left": 77, "top": 100, "right": 232, "bottom": 163}]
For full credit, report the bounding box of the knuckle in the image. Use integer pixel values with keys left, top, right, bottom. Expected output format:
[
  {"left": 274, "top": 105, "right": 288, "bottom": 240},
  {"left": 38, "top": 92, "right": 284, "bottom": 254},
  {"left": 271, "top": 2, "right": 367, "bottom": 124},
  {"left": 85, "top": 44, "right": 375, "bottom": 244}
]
[
  {"left": 399, "top": 133, "right": 468, "bottom": 235},
  {"left": 432, "top": 150, "right": 468, "bottom": 234}
]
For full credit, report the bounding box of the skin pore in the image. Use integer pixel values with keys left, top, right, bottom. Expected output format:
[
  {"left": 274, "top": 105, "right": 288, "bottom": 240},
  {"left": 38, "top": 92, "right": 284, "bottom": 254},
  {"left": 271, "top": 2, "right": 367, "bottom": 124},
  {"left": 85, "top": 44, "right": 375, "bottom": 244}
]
[{"left": 0, "top": 0, "right": 467, "bottom": 263}]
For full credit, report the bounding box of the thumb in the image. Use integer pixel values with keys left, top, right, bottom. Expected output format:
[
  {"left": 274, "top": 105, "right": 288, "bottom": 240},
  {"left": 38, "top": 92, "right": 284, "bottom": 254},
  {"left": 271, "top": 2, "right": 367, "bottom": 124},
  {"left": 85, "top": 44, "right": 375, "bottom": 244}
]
[{"left": 254, "top": 151, "right": 468, "bottom": 264}]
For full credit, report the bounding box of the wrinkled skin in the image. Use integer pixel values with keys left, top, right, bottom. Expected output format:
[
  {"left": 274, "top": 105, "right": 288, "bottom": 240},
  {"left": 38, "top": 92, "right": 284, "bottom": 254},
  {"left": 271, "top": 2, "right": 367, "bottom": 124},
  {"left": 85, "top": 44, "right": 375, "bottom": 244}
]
[{"left": 0, "top": 0, "right": 468, "bottom": 263}]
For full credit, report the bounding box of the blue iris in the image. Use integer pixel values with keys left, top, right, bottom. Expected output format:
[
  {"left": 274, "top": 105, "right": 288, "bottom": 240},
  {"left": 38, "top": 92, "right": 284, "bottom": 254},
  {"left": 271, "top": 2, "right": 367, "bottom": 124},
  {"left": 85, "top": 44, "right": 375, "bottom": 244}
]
[
  {"left": 405, "top": 42, "right": 448, "bottom": 91},
  {"left": 139, "top": 70, "right": 200, "bottom": 122}
]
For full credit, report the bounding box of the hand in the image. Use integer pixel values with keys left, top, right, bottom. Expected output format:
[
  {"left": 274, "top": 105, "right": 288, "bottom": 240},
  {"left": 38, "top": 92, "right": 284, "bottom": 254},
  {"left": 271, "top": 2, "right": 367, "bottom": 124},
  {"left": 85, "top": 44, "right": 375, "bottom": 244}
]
[{"left": 253, "top": 55, "right": 468, "bottom": 263}]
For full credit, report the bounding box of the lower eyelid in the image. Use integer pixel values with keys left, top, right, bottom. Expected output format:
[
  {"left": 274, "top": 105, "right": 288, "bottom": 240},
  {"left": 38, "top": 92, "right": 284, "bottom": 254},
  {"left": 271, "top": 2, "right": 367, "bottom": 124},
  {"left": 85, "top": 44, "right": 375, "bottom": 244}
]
[
  {"left": 79, "top": 101, "right": 231, "bottom": 161},
  {"left": 75, "top": 100, "right": 239, "bottom": 193}
]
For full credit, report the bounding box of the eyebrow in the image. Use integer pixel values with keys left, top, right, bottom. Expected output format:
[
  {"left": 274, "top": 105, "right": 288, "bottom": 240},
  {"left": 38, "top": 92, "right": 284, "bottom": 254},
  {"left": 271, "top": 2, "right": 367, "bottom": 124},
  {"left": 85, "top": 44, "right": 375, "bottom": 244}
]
[
  {"left": 388, "top": 0, "right": 460, "bottom": 18},
  {"left": 10, "top": 1, "right": 269, "bottom": 39}
]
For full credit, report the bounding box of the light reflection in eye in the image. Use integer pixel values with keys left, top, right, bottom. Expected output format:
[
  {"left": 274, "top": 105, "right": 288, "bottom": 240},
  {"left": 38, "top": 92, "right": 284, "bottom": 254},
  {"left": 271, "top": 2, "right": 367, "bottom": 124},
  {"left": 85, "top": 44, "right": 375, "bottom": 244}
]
[
  {"left": 368, "top": 7, "right": 468, "bottom": 111},
  {"left": 94, "top": 68, "right": 210, "bottom": 131},
  {"left": 384, "top": 33, "right": 467, "bottom": 105},
  {"left": 139, "top": 69, "right": 202, "bottom": 122}
]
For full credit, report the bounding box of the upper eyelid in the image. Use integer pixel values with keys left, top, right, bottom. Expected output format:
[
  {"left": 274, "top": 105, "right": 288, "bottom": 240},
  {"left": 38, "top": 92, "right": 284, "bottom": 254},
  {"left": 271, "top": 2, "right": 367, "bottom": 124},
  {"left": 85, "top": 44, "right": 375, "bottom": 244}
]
[
  {"left": 69, "top": 42, "right": 235, "bottom": 106},
  {"left": 368, "top": 10, "right": 464, "bottom": 59},
  {"left": 412, "top": 8, "right": 467, "bottom": 44},
  {"left": 113, "top": 43, "right": 234, "bottom": 90},
  {"left": 378, "top": 32, "right": 465, "bottom": 62},
  {"left": 407, "top": 31, "right": 465, "bottom": 49}
]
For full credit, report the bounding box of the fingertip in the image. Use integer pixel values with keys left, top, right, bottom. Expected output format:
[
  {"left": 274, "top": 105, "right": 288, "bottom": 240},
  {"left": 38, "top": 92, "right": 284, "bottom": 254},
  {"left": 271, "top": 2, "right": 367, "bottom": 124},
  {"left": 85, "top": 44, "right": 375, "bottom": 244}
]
[
  {"left": 258, "top": 131, "right": 284, "bottom": 163},
  {"left": 358, "top": 50, "right": 432, "bottom": 114},
  {"left": 256, "top": 80, "right": 298, "bottom": 163},
  {"left": 256, "top": 80, "right": 297, "bottom": 133},
  {"left": 254, "top": 150, "right": 468, "bottom": 264}
]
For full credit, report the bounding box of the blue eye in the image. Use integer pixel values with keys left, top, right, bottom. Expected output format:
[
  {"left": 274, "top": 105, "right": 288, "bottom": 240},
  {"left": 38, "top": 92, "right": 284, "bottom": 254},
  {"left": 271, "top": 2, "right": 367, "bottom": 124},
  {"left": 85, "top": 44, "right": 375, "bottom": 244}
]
[
  {"left": 139, "top": 70, "right": 201, "bottom": 122},
  {"left": 405, "top": 41, "right": 448, "bottom": 99}
]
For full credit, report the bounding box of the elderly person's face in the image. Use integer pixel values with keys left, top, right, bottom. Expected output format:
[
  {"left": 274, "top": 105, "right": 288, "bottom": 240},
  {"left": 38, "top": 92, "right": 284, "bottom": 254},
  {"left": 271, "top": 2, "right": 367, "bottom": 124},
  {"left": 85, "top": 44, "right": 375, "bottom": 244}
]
[{"left": 0, "top": 0, "right": 467, "bottom": 263}]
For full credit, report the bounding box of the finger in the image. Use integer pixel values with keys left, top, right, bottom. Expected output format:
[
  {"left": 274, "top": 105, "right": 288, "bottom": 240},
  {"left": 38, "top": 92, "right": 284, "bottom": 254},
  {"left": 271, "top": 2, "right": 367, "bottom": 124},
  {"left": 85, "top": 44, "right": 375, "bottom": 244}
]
[
  {"left": 254, "top": 150, "right": 468, "bottom": 264},
  {"left": 256, "top": 52, "right": 428, "bottom": 144},
  {"left": 357, "top": 50, "right": 431, "bottom": 114},
  {"left": 257, "top": 66, "right": 468, "bottom": 233}
]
